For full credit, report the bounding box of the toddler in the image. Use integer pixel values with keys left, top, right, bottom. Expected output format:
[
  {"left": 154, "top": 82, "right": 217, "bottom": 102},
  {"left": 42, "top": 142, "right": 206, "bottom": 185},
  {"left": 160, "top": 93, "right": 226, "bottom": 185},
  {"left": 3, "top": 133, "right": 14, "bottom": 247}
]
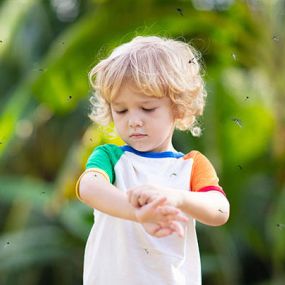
[{"left": 76, "top": 35, "right": 230, "bottom": 285}]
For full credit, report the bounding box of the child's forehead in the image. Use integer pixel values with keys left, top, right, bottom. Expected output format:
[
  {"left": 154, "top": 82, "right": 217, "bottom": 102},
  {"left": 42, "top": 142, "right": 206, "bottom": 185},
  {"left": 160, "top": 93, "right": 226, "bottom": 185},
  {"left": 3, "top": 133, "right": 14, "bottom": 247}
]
[
  {"left": 111, "top": 97, "right": 159, "bottom": 106},
  {"left": 111, "top": 80, "right": 163, "bottom": 103},
  {"left": 112, "top": 93, "right": 160, "bottom": 105}
]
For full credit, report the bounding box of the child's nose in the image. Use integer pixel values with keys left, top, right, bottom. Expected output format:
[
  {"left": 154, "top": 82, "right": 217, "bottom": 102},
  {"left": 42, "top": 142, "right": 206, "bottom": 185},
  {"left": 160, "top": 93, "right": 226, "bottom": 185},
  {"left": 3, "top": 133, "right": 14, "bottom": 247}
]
[{"left": 128, "top": 116, "right": 143, "bottom": 128}]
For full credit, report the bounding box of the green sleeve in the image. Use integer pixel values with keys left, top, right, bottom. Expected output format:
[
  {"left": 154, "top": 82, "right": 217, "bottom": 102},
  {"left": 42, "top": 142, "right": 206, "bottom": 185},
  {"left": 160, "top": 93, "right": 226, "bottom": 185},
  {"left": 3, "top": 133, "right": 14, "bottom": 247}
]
[{"left": 86, "top": 144, "right": 124, "bottom": 184}]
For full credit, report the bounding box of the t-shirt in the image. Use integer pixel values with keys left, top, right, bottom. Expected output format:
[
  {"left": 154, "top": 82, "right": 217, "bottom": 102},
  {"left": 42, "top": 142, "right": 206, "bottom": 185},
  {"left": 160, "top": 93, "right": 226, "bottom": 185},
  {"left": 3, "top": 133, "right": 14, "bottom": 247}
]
[{"left": 76, "top": 144, "right": 224, "bottom": 285}]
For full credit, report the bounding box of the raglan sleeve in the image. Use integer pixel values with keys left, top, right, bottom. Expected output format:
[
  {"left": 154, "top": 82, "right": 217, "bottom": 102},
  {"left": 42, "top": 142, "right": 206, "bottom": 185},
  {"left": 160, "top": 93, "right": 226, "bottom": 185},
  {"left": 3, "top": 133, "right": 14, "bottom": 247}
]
[
  {"left": 75, "top": 145, "right": 115, "bottom": 200},
  {"left": 85, "top": 145, "right": 116, "bottom": 181},
  {"left": 190, "top": 151, "right": 226, "bottom": 196}
]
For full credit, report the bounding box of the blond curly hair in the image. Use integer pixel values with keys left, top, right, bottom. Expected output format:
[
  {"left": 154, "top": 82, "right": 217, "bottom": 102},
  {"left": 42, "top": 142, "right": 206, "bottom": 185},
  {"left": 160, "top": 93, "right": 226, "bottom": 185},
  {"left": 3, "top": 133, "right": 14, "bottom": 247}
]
[{"left": 88, "top": 35, "right": 207, "bottom": 136}]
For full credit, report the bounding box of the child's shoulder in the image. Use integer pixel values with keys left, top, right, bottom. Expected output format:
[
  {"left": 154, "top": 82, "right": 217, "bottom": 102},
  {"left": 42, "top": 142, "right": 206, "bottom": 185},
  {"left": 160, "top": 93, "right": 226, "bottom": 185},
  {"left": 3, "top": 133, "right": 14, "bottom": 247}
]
[
  {"left": 183, "top": 150, "right": 201, "bottom": 160},
  {"left": 183, "top": 150, "right": 213, "bottom": 164},
  {"left": 94, "top": 143, "right": 121, "bottom": 152},
  {"left": 91, "top": 143, "right": 124, "bottom": 158}
]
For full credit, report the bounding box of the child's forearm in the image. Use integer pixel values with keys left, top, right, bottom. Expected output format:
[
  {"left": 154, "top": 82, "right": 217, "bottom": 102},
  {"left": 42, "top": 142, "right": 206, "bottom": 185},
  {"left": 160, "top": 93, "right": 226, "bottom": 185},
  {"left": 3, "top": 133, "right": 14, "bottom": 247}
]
[
  {"left": 78, "top": 172, "right": 138, "bottom": 222},
  {"left": 78, "top": 172, "right": 188, "bottom": 226},
  {"left": 178, "top": 191, "right": 230, "bottom": 226},
  {"left": 128, "top": 185, "right": 230, "bottom": 226}
]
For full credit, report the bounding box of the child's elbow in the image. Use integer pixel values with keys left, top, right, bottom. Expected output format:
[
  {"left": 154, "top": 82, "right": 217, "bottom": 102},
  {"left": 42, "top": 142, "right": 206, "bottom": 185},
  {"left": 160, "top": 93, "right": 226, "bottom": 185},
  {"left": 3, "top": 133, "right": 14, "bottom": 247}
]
[
  {"left": 212, "top": 201, "right": 230, "bottom": 226},
  {"left": 76, "top": 173, "right": 95, "bottom": 203},
  {"left": 76, "top": 177, "right": 87, "bottom": 202},
  {"left": 214, "top": 212, "right": 230, "bottom": 226}
]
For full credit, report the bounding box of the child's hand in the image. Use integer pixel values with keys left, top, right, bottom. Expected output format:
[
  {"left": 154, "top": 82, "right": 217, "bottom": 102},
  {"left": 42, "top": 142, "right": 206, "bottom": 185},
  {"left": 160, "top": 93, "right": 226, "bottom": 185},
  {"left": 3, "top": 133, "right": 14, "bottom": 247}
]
[
  {"left": 134, "top": 196, "right": 188, "bottom": 225},
  {"left": 142, "top": 221, "right": 186, "bottom": 238},
  {"left": 128, "top": 184, "right": 181, "bottom": 208}
]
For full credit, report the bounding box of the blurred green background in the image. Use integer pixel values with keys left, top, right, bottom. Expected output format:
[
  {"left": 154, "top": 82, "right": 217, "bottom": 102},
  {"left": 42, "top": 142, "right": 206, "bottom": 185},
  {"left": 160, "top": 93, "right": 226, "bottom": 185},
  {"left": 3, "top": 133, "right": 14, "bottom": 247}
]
[{"left": 0, "top": 0, "right": 284, "bottom": 284}]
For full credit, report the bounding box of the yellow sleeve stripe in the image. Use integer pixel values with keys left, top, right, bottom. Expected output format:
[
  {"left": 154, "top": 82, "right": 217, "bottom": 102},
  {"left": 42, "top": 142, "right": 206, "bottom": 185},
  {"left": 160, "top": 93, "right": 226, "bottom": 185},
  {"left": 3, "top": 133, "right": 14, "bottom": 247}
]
[{"left": 75, "top": 168, "right": 110, "bottom": 201}]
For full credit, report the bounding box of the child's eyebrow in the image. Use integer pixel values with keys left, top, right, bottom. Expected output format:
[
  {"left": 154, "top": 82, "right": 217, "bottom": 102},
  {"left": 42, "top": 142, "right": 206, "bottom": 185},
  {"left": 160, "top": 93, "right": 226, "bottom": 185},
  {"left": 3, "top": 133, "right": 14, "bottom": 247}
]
[
  {"left": 111, "top": 99, "right": 159, "bottom": 106},
  {"left": 139, "top": 100, "right": 159, "bottom": 105},
  {"left": 111, "top": 102, "right": 124, "bottom": 106}
]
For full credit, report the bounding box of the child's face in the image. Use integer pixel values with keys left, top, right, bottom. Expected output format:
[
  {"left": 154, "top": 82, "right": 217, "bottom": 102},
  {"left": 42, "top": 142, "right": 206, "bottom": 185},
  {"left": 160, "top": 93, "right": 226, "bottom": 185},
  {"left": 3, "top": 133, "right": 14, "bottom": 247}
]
[{"left": 110, "top": 82, "right": 176, "bottom": 152}]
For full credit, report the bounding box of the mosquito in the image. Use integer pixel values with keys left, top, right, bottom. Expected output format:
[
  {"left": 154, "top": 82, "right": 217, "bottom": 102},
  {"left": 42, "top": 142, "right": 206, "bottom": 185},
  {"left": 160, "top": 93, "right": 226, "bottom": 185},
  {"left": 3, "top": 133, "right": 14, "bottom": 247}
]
[
  {"left": 232, "top": 118, "right": 243, "bottom": 128},
  {"left": 143, "top": 248, "right": 150, "bottom": 254},
  {"left": 177, "top": 8, "right": 183, "bottom": 16},
  {"left": 276, "top": 223, "right": 285, "bottom": 229},
  {"left": 189, "top": 57, "right": 195, "bottom": 64},
  {"left": 218, "top": 209, "right": 227, "bottom": 214}
]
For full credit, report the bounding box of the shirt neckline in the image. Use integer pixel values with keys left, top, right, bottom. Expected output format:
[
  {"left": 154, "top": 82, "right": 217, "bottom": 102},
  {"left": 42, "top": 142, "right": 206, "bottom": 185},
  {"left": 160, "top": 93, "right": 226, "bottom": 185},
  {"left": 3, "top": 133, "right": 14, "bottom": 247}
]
[{"left": 120, "top": 145, "right": 184, "bottom": 158}]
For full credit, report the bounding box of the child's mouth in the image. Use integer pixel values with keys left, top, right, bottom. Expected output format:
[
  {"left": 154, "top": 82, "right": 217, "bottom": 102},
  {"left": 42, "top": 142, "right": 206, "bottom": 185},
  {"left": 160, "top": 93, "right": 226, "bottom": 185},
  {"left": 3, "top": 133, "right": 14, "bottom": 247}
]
[{"left": 130, "top": 133, "right": 147, "bottom": 139}]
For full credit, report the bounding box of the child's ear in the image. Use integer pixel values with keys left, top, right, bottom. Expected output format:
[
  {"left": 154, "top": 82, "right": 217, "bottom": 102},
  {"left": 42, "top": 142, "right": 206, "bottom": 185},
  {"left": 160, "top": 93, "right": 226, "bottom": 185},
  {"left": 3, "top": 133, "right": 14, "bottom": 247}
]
[{"left": 173, "top": 107, "right": 183, "bottom": 120}]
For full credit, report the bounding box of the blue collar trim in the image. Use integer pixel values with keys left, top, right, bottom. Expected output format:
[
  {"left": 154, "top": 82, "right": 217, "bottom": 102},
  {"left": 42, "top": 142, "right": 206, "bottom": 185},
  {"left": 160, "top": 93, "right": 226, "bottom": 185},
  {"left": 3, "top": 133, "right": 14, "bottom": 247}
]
[{"left": 120, "top": 145, "right": 184, "bottom": 158}]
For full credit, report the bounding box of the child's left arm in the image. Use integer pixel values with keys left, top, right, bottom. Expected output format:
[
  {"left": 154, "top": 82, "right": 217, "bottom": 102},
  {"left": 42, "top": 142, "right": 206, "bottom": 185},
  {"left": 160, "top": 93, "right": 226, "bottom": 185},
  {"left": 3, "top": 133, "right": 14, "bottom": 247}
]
[
  {"left": 128, "top": 185, "right": 229, "bottom": 227},
  {"left": 128, "top": 151, "right": 229, "bottom": 227}
]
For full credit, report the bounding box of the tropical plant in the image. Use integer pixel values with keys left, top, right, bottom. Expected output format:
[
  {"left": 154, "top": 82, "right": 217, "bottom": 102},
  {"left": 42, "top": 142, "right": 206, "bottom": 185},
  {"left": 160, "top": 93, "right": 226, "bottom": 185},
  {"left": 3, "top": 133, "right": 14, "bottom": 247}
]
[{"left": 0, "top": 0, "right": 284, "bottom": 284}]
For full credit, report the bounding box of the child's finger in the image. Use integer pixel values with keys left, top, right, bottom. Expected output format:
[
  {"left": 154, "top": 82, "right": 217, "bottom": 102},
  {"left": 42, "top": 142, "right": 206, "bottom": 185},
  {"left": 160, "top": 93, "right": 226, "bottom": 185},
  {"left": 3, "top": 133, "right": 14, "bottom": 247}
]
[
  {"left": 137, "top": 192, "right": 158, "bottom": 207},
  {"left": 173, "top": 212, "right": 189, "bottom": 223},
  {"left": 159, "top": 205, "right": 179, "bottom": 216},
  {"left": 138, "top": 193, "right": 150, "bottom": 206},
  {"left": 148, "top": 196, "right": 167, "bottom": 209},
  {"left": 169, "top": 222, "right": 185, "bottom": 238},
  {"left": 159, "top": 206, "right": 189, "bottom": 223},
  {"left": 153, "top": 227, "right": 174, "bottom": 238},
  {"left": 129, "top": 190, "right": 141, "bottom": 208}
]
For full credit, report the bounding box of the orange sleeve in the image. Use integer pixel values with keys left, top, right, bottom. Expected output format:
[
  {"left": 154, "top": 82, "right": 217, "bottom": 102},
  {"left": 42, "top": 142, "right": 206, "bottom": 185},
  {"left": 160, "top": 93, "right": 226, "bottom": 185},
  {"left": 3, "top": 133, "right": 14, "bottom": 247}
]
[{"left": 184, "top": 151, "right": 225, "bottom": 195}]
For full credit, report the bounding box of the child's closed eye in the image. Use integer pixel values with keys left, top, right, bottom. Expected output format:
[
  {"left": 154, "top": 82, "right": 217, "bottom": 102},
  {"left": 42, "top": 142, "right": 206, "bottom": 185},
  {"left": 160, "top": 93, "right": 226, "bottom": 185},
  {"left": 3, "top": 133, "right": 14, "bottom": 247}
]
[
  {"left": 114, "top": 107, "right": 157, "bottom": 114},
  {"left": 115, "top": 109, "right": 128, "bottom": 114},
  {"left": 142, "top": 107, "right": 157, "bottom": 112}
]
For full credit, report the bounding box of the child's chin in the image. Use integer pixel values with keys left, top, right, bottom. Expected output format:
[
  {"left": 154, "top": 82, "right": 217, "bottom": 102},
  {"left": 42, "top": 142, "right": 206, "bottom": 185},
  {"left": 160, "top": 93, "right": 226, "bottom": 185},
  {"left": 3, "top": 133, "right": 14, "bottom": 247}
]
[{"left": 130, "top": 144, "right": 153, "bottom": 153}]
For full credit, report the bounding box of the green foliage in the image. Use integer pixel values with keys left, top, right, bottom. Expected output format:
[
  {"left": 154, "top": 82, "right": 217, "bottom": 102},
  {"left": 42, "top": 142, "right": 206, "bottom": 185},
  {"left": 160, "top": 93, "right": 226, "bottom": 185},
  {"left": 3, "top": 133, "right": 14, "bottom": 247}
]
[
  {"left": 0, "top": 176, "right": 85, "bottom": 284},
  {"left": 0, "top": 0, "right": 285, "bottom": 284}
]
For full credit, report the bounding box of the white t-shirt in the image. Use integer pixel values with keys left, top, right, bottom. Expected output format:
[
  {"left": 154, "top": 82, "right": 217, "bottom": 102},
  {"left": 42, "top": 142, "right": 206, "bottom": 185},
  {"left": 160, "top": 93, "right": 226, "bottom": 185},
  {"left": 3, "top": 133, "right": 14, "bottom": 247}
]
[{"left": 76, "top": 144, "right": 224, "bottom": 285}]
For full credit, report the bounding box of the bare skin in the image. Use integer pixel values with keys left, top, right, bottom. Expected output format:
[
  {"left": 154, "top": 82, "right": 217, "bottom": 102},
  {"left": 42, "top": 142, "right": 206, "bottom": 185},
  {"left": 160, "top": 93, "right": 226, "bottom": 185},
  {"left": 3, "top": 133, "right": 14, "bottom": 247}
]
[
  {"left": 127, "top": 184, "right": 230, "bottom": 227},
  {"left": 79, "top": 172, "right": 189, "bottom": 237}
]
